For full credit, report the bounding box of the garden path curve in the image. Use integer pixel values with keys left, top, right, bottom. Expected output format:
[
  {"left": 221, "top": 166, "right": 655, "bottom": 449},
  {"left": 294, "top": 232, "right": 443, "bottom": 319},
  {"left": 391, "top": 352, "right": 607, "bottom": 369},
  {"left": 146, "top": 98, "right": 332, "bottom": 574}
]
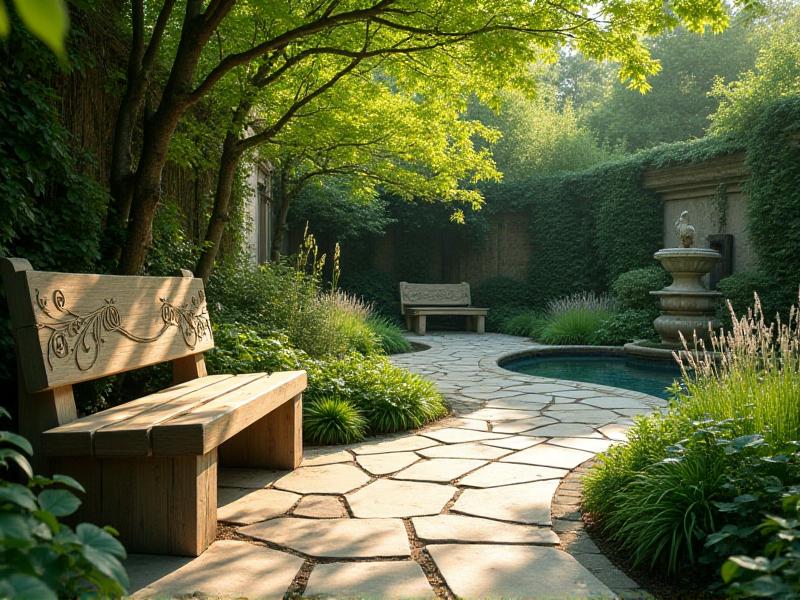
[{"left": 126, "top": 332, "right": 667, "bottom": 599}]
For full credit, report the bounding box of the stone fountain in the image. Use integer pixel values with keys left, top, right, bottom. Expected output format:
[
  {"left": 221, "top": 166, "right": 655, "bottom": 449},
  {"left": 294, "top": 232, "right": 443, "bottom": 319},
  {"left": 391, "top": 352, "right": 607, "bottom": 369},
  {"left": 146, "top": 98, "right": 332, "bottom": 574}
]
[{"left": 650, "top": 211, "right": 722, "bottom": 347}]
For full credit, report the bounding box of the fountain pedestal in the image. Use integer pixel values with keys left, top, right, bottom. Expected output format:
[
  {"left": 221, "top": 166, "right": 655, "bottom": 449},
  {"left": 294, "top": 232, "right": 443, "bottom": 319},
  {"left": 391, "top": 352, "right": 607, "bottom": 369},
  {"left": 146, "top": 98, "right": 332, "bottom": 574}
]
[{"left": 650, "top": 247, "right": 721, "bottom": 347}]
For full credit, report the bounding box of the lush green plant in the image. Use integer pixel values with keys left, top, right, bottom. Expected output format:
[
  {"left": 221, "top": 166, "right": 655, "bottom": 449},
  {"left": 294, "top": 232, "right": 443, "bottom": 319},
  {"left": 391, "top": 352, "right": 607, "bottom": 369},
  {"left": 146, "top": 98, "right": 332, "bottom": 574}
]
[
  {"left": 594, "top": 309, "right": 658, "bottom": 345},
  {"left": 206, "top": 324, "right": 304, "bottom": 375},
  {"left": 0, "top": 409, "right": 129, "bottom": 598},
  {"left": 303, "top": 397, "right": 367, "bottom": 445},
  {"left": 722, "top": 491, "right": 800, "bottom": 598},
  {"left": 366, "top": 315, "right": 412, "bottom": 354},
  {"left": 306, "top": 354, "right": 447, "bottom": 434},
  {"left": 473, "top": 276, "right": 531, "bottom": 311},
  {"left": 500, "top": 312, "right": 549, "bottom": 338},
  {"left": 675, "top": 294, "right": 800, "bottom": 445},
  {"left": 546, "top": 291, "right": 616, "bottom": 315},
  {"left": 539, "top": 308, "right": 612, "bottom": 345},
  {"left": 717, "top": 271, "right": 789, "bottom": 329},
  {"left": 339, "top": 268, "right": 400, "bottom": 318},
  {"left": 611, "top": 266, "right": 667, "bottom": 311},
  {"left": 321, "top": 289, "right": 380, "bottom": 356}
]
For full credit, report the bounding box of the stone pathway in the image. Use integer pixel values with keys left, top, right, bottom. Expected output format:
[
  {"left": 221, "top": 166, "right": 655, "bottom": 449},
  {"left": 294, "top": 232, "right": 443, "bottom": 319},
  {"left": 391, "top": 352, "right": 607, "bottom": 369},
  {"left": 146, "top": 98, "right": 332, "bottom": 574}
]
[{"left": 126, "top": 333, "right": 667, "bottom": 599}]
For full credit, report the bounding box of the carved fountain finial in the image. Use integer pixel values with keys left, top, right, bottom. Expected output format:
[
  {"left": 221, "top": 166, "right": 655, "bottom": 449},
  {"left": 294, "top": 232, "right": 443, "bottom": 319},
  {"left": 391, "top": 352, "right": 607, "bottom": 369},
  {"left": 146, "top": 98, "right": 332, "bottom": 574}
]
[{"left": 675, "top": 210, "right": 696, "bottom": 248}]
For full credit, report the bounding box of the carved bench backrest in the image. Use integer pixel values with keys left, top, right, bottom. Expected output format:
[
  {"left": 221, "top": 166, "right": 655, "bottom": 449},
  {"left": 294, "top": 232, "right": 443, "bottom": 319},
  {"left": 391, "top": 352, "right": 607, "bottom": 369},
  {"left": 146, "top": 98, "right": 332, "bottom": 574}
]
[
  {"left": 399, "top": 282, "right": 471, "bottom": 315},
  {"left": 2, "top": 258, "right": 215, "bottom": 393}
]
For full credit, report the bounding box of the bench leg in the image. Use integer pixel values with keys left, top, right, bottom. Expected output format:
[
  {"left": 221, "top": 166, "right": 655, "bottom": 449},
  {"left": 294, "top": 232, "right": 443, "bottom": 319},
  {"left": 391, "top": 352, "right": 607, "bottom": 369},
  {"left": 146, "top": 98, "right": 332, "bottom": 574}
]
[
  {"left": 405, "top": 315, "right": 413, "bottom": 331},
  {"left": 476, "top": 315, "right": 486, "bottom": 334},
  {"left": 219, "top": 393, "right": 303, "bottom": 470},
  {"left": 52, "top": 451, "right": 217, "bottom": 557},
  {"left": 414, "top": 315, "right": 426, "bottom": 335}
]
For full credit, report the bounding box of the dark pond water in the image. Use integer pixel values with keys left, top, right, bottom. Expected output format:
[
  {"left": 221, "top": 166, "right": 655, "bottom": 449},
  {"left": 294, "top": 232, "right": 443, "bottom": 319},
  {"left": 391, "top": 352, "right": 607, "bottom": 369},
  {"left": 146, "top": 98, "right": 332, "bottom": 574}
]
[{"left": 503, "top": 354, "right": 682, "bottom": 399}]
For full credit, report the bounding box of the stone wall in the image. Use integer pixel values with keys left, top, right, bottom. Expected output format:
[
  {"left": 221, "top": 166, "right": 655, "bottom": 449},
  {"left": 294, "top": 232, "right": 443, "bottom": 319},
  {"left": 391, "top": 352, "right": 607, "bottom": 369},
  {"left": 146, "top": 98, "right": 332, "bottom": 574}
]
[{"left": 642, "top": 152, "right": 755, "bottom": 273}]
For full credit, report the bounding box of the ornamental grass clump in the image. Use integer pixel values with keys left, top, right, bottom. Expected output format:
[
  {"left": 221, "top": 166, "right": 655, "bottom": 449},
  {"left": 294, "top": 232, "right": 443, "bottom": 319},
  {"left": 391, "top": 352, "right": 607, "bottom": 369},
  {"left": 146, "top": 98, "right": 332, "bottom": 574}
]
[
  {"left": 366, "top": 315, "right": 412, "bottom": 354},
  {"left": 303, "top": 397, "right": 367, "bottom": 445},
  {"left": 546, "top": 291, "right": 617, "bottom": 315},
  {"left": 536, "top": 291, "right": 615, "bottom": 344},
  {"left": 675, "top": 293, "right": 800, "bottom": 444}
]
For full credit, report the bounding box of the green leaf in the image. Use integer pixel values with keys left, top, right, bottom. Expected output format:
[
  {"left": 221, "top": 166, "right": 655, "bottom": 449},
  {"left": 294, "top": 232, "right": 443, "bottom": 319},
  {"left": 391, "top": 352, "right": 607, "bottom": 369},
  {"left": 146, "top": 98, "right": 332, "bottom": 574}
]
[
  {"left": 52, "top": 473, "right": 85, "bottom": 493},
  {"left": 80, "top": 543, "right": 130, "bottom": 590},
  {"left": 77, "top": 522, "right": 127, "bottom": 559},
  {"left": 0, "top": 448, "right": 33, "bottom": 479},
  {"left": 37, "top": 489, "right": 80, "bottom": 517},
  {"left": 721, "top": 558, "right": 740, "bottom": 583},
  {"left": 3, "top": 574, "right": 57, "bottom": 600},
  {"left": 11, "top": 0, "right": 69, "bottom": 57},
  {"left": 728, "top": 555, "right": 771, "bottom": 573},
  {"left": 33, "top": 509, "right": 60, "bottom": 534},
  {"left": 0, "top": 430, "right": 33, "bottom": 455},
  {"left": 0, "top": 483, "right": 38, "bottom": 511},
  {"left": 0, "top": 512, "right": 34, "bottom": 541}
]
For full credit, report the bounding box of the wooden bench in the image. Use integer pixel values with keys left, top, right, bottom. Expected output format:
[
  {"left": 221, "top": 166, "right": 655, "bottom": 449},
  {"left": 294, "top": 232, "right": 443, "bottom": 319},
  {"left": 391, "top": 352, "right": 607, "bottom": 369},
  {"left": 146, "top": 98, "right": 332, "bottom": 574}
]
[
  {"left": 1, "top": 258, "right": 305, "bottom": 557},
  {"left": 399, "top": 282, "right": 488, "bottom": 335}
]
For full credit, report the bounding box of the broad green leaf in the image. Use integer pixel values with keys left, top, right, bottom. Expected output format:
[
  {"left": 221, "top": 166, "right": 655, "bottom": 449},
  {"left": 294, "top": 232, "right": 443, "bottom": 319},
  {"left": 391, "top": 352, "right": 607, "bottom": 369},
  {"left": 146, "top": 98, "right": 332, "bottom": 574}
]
[
  {"left": 0, "top": 448, "right": 33, "bottom": 479},
  {"left": 0, "top": 512, "right": 34, "bottom": 541},
  {"left": 0, "top": 430, "right": 33, "bottom": 455},
  {"left": 4, "top": 574, "right": 57, "bottom": 600},
  {"left": 77, "top": 522, "right": 127, "bottom": 558},
  {"left": 11, "top": 0, "right": 69, "bottom": 57},
  {"left": 53, "top": 473, "right": 86, "bottom": 493},
  {"left": 721, "top": 558, "right": 740, "bottom": 583},
  {"left": 81, "top": 544, "right": 130, "bottom": 590},
  {"left": 38, "top": 488, "right": 80, "bottom": 517},
  {"left": 0, "top": 483, "right": 38, "bottom": 511},
  {"left": 33, "top": 509, "right": 60, "bottom": 534},
  {"left": 728, "top": 555, "right": 770, "bottom": 572}
]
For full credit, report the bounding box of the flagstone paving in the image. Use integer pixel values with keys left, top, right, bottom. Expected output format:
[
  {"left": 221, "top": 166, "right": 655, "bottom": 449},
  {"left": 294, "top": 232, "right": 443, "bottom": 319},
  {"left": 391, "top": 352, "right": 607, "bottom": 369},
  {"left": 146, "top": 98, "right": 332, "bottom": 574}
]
[{"left": 127, "top": 332, "right": 667, "bottom": 599}]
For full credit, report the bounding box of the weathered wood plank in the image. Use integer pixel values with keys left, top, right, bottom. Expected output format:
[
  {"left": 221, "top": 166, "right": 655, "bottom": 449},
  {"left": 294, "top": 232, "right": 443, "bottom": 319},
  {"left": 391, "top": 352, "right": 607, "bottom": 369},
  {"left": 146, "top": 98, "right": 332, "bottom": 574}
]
[
  {"left": 150, "top": 371, "right": 307, "bottom": 456},
  {"left": 219, "top": 394, "right": 303, "bottom": 469},
  {"left": 41, "top": 375, "right": 233, "bottom": 456},
  {"left": 4, "top": 267, "right": 214, "bottom": 392},
  {"left": 92, "top": 373, "right": 268, "bottom": 457}
]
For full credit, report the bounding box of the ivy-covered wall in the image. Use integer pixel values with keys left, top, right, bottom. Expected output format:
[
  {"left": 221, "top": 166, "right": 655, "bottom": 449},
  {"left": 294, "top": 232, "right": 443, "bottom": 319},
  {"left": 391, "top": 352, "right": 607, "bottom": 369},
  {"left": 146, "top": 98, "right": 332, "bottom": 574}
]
[{"left": 343, "top": 97, "right": 800, "bottom": 315}]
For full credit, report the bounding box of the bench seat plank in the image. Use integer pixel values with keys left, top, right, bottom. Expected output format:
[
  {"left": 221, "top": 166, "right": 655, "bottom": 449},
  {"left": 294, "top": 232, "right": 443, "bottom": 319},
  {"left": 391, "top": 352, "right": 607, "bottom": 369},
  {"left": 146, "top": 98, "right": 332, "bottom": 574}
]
[
  {"left": 41, "top": 374, "right": 234, "bottom": 456},
  {"left": 92, "top": 373, "right": 270, "bottom": 457},
  {"left": 151, "top": 371, "right": 307, "bottom": 456},
  {"left": 406, "top": 307, "right": 488, "bottom": 315}
]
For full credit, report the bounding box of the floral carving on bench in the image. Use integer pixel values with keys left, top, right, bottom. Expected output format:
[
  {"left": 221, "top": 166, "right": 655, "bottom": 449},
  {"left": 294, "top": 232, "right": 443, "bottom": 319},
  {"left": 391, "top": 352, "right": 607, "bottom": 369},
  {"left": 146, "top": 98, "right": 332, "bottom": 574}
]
[{"left": 35, "top": 288, "right": 211, "bottom": 371}]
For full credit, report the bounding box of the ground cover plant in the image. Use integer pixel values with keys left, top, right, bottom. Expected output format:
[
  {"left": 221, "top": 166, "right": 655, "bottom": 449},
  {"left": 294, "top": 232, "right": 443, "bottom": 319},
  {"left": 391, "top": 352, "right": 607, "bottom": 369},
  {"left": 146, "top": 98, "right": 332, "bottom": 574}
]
[
  {"left": 0, "top": 409, "right": 129, "bottom": 598},
  {"left": 583, "top": 294, "right": 800, "bottom": 595}
]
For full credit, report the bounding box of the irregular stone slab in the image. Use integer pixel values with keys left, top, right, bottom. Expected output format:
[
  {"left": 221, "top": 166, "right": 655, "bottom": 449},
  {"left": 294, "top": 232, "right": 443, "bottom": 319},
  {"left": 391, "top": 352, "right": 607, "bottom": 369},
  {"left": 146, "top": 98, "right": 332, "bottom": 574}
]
[
  {"left": 544, "top": 409, "right": 620, "bottom": 424},
  {"left": 504, "top": 383, "right": 575, "bottom": 394},
  {"left": 467, "top": 408, "right": 547, "bottom": 421},
  {"left": 501, "top": 444, "right": 595, "bottom": 470},
  {"left": 431, "top": 417, "right": 490, "bottom": 431},
  {"left": 428, "top": 544, "right": 615, "bottom": 599},
  {"left": 304, "top": 561, "right": 435, "bottom": 599},
  {"left": 357, "top": 452, "right": 419, "bottom": 475},
  {"left": 352, "top": 435, "right": 439, "bottom": 455},
  {"left": 491, "top": 416, "right": 555, "bottom": 434},
  {"left": 274, "top": 463, "right": 370, "bottom": 494},
  {"left": 347, "top": 479, "right": 456, "bottom": 518},
  {"left": 412, "top": 515, "right": 559, "bottom": 545},
  {"left": 599, "top": 423, "right": 630, "bottom": 441},
  {"left": 616, "top": 407, "right": 652, "bottom": 417},
  {"left": 554, "top": 389, "right": 603, "bottom": 399},
  {"left": 525, "top": 423, "right": 602, "bottom": 438},
  {"left": 393, "top": 458, "right": 486, "bottom": 483},
  {"left": 218, "top": 468, "right": 286, "bottom": 489},
  {"left": 293, "top": 495, "right": 347, "bottom": 518},
  {"left": 482, "top": 436, "right": 546, "bottom": 450},
  {"left": 460, "top": 462, "right": 567, "bottom": 488},
  {"left": 421, "top": 427, "right": 509, "bottom": 444},
  {"left": 418, "top": 441, "right": 509, "bottom": 460},
  {"left": 302, "top": 449, "right": 353, "bottom": 467},
  {"left": 548, "top": 437, "right": 615, "bottom": 453},
  {"left": 462, "top": 390, "right": 530, "bottom": 400},
  {"left": 239, "top": 518, "right": 410, "bottom": 558},
  {"left": 217, "top": 488, "right": 299, "bottom": 524},
  {"left": 453, "top": 480, "right": 560, "bottom": 525},
  {"left": 484, "top": 398, "right": 550, "bottom": 411},
  {"left": 541, "top": 403, "right": 596, "bottom": 411},
  {"left": 129, "top": 541, "right": 302, "bottom": 599},
  {"left": 582, "top": 396, "right": 649, "bottom": 409}
]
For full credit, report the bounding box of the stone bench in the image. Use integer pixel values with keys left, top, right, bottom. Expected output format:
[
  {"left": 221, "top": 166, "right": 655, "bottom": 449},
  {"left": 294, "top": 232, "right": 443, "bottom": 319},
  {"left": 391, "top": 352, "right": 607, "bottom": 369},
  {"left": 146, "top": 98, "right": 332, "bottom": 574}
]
[
  {"left": 1, "top": 258, "right": 305, "bottom": 557},
  {"left": 399, "top": 282, "right": 487, "bottom": 335}
]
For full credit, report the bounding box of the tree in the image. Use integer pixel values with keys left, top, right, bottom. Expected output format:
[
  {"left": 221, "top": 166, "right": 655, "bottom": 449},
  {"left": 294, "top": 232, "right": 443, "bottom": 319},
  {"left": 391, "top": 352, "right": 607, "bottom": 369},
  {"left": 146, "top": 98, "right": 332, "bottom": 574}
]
[
  {"left": 708, "top": 5, "right": 800, "bottom": 134},
  {"left": 103, "top": 0, "right": 738, "bottom": 277},
  {"left": 584, "top": 22, "right": 757, "bottom": 151}
]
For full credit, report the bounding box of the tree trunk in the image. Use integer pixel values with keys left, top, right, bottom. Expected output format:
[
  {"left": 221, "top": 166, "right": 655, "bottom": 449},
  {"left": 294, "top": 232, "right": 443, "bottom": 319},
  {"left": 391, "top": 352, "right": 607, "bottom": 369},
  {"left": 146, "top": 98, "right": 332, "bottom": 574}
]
[
  {"left": 117, "top": 2, "right": 210, "bottom": 275},
  {"left": 195, "top": 135, "right": 242, "bottom": 282},
  {"left": 270, "top": 171, "right": 294, "bottom": 261}
]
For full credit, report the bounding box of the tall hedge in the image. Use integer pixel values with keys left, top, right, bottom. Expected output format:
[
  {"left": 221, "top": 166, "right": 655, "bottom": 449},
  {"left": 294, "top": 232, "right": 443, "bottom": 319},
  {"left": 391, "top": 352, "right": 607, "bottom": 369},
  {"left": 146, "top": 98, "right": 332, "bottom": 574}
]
[{"left": 745, "top": 97, "right": 800, "bottom": 289}]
